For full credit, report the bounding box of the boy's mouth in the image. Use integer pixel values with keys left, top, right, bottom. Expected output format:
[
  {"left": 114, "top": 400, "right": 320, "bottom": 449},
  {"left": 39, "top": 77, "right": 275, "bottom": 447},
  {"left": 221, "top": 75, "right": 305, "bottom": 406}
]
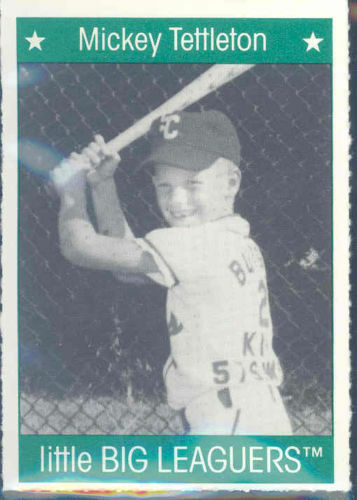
[{"left": 168, "top": 210, "right": 196, "bottom": 219}]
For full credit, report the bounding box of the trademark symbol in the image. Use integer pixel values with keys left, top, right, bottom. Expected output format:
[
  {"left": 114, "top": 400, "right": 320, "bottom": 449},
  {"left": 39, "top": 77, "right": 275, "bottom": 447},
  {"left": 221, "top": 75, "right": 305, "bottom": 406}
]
[{"left": 303, "top": 446, "right": 323, "bottom": 458}]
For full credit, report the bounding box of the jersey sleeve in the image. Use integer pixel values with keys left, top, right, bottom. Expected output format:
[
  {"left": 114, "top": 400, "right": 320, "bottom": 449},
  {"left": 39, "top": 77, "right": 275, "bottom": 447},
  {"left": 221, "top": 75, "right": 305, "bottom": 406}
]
[{"left": 136, "top": 225, "right": 216, "bottom": 288}]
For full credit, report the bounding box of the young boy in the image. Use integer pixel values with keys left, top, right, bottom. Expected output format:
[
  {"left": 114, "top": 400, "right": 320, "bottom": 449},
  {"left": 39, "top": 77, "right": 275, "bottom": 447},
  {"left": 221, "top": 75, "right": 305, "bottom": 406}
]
[{"left": 52, "top": 110, "right": 292, "bottom": 435}]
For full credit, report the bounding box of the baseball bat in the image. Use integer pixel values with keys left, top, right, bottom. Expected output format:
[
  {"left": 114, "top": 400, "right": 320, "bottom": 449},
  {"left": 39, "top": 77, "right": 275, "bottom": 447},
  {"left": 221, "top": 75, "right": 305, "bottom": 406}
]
[{"left": 107, "top": 64, "right": 255, "bottom": 153}]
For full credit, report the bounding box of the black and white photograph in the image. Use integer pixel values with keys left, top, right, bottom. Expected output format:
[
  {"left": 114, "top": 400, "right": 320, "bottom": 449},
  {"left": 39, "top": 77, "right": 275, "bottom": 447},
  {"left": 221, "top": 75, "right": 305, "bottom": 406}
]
[{"left": 18, "top": 63, "right": 332, "bottom": 437}]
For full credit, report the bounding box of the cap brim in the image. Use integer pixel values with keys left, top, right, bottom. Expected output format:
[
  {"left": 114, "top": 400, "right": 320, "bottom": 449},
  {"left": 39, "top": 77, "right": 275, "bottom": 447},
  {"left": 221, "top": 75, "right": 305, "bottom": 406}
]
[{"left": 140, "top": 143, "right": 220, "bottom": 172}]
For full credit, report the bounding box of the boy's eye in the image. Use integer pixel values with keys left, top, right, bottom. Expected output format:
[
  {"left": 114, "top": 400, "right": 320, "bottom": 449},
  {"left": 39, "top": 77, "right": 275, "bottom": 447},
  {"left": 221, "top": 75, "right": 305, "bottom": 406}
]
[{"left": 187, "top": 179, "right": 202, "bottom": 187}]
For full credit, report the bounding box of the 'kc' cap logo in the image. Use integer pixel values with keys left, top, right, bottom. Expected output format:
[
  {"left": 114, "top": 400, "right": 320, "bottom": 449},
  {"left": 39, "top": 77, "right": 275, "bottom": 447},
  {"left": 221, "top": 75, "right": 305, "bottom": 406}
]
[{"left": 159, "top": 114, "right": 181, "bottom": 140}]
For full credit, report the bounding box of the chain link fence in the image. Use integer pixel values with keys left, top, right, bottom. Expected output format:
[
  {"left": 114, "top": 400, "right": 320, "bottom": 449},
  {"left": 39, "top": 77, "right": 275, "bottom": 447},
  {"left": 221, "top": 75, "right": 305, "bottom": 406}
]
[{"left": 18, "top": 63, "right": 332, "bottom": 435}]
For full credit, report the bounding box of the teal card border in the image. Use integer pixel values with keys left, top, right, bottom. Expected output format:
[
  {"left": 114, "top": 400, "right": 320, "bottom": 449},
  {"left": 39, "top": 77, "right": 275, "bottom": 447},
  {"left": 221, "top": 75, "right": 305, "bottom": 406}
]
[
  {"left": 17, "top": 18, "right": 332, "bottom": 63},
  {"left": 20, "top": 435, "right": 333, "bottom": 483}
]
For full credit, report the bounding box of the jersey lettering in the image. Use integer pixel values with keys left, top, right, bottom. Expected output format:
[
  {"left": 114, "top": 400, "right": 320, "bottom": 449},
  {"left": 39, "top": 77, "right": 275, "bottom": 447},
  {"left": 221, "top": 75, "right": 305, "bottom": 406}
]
[
  {"left": 229, "top": 259, "right": 246, "bottom": 285},
  {"left": 217, "top": 387, "right": 233, "bottom": 408},
  {"left": 233, "top": 361, "right": 246, "bottom": 382},
  {"left": 242, "top": 252, "right": 254, "bottom": 273},
  {"left": 243, "top": 331, "right": 256, "bottom": 356},
  {"left": 250, "top": 361, "right": 264, "bottom": 380},
  {"left": 212, "top": 360, "right": 230, "bottom": 384},
  {"left": 260, "top": 335, "right": 265, "bottom": 356},
  {"left": 159, "top": 114, "right": 180, "bottom": 140},
  {"left": 258, "top": 279, "right": 270, "bottom": 328},
  {"left": 211, "top": 360, "right": 278, "bottom": 383},
  {"left": 242, "top": 332, "right": 271, "bottom": 357},
  {"left": 262, "top": 361, "right": 277, "bottom": 380}
]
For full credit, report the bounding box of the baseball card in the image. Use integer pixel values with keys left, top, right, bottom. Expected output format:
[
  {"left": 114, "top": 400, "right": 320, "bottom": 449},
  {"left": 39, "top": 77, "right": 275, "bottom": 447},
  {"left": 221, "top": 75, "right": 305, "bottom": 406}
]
[{"left": 1, "top": 0, "right": 350, "bottom": 497}]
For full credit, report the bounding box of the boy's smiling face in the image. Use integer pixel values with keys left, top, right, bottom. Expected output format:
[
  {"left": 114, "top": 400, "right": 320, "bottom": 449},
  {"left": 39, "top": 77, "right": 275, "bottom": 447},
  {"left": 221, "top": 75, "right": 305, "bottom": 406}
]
[{"left": 153, "top": 158, "right": 240, "bottom": 227}]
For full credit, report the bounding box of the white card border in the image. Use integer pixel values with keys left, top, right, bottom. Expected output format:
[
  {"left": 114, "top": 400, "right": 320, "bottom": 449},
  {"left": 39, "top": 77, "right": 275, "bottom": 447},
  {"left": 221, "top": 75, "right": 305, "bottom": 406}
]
[{"left": 1, "top": 0, "right": 350, "bottom": 493}]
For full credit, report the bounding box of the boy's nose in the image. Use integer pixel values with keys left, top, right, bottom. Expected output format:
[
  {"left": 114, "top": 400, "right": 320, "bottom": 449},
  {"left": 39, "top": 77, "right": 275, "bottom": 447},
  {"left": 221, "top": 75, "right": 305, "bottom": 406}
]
[{"left": 170, "top": 186, "right": 189, "bottom": 206}]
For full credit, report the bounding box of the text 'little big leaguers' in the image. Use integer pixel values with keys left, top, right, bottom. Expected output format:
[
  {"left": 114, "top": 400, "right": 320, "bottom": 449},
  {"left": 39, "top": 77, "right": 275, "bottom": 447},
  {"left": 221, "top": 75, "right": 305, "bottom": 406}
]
[{"left": 51, "top": 110, "right": 292, "bottom": 435}]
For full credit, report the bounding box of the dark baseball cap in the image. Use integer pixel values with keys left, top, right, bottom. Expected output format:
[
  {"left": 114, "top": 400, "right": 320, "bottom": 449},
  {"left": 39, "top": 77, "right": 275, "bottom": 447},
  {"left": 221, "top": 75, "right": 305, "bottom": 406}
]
[{"left": 142, "top": 110, "right": 241, "bottom": 172}]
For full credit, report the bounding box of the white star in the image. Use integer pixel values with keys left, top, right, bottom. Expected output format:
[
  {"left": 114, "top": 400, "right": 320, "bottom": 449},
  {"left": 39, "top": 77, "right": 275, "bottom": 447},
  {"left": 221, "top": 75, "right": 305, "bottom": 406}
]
[
  {"left": 25, "top": 31, "right": 46, "bottom": 51},
  {"left": 303, "top": 32, "right": 324, "bottom": 52}
]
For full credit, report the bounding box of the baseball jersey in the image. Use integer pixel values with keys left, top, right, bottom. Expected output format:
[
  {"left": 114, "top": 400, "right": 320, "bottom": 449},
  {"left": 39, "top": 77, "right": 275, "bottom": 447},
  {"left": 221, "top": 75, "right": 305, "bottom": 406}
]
[{"left": 137, "top": 215, "right": 283, "bottom": 410}]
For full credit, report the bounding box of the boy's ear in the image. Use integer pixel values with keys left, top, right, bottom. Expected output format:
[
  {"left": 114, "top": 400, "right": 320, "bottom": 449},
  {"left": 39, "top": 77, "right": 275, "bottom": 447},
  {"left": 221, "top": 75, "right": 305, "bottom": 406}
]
[{"left": 228, "top": 168, "right": 241, "bottom": 195}]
